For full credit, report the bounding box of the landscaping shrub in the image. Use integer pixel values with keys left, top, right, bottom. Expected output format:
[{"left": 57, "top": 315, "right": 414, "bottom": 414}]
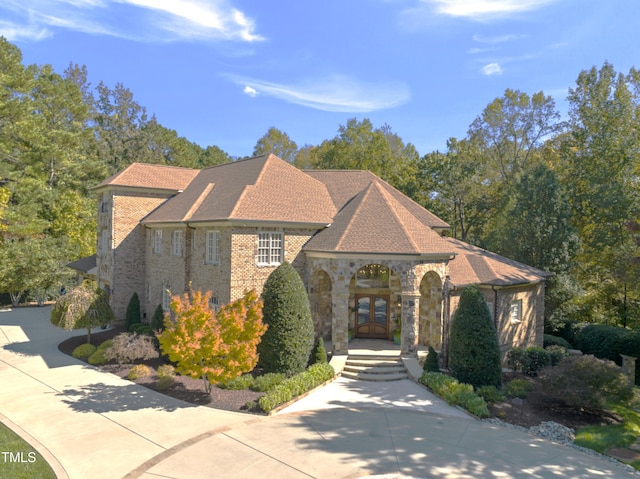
[
  {"left": 449, "top": 285, "right": 502, "bottom": 388},
  {"left": 127, "top": 364, "right": 152, "bottom": 380},
  {"left": 219, "top": 374, "right": 255, "bottom": 390},
  {"left": 251, "top": 373, "right": 286, "bottom": 392},
  {"left": 418, "top": 372, "right": 488, "bottom": 417},
  {"left": 97, "top": 339, "right": 113, "bottom": 351},
  {"left": 506, "top": 348, "right": 531, "bottom": 373},
  {"left": 504, "top": 379, "right": 533, "bottom": 398},
  {"left": 540, "top": 355, "right": 634, "bottom": 411},
  {"left": 423, "top": 346, "right": 439, "bottom": 372},
  {"left": 87, "top": 348, "right": 108, "bottom": 365},
  {"left": 150, "top": 304, "right": 165, "bottom": 332},
  {"left": 258, "top": 262, "right": 315, "bottom": 375},
  {"left": 311, "top": 338, "right": 328, "bottom": 364},
  {"left": 543, "top": 334, "right": 572, "bottom": 349},
  {"left": 72, "top": 343, "right": 97, "bottom": 359},
  {"left": 258, "top": 363, "right": 335, "bottom": 413},
  {"left": 103, "top": 332, "right": 159, "bottom": 365},
  {"left": 545, "top": 345, "right": 569, "bottom": 366},
  {"left": 525, "top": 346, "right": 552, "bottom": 376},
  {"left": 129, "top": 323, "right": 154, "bottom": 336},
  {"left": 157, "top": 364, "right": 176, "bottom": 379},
  {"left": 156, "top": 376, "right": 174, "bottom": 390},
  {"left": 126, "top": 292, "right": 141, "bottom": 331},
  {"left": 476, "top": 385, "right": 505, "bottom": 404}
]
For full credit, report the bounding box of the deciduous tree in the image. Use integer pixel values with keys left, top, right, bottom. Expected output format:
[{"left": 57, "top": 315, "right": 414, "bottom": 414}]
[{"left": 158, "top": 290, "right": 266, "bottom": 393}]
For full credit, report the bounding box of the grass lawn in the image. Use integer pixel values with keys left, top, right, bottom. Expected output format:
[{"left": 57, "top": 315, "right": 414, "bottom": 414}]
[
  {"left": 0, "top": 422, "right": 56, "bottom": 479},
  {"left": 574, "top": 404, "right": 640, "bottom": 470}
]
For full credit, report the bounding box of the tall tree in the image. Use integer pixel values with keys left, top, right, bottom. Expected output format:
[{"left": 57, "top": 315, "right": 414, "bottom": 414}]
[
  {"left": 468, "top": 89, "right": 562, "bottom": 184},
  {"left": 253, "top": 127, "right": 298, "bottom": 163},
  {"left": 561, "top": 62, "right": 640, "bottom": 325}
]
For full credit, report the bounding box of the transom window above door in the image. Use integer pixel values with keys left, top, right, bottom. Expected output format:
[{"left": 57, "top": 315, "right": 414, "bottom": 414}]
[{"left": 355, "top": 264, "right": 390, "bottom": 288}]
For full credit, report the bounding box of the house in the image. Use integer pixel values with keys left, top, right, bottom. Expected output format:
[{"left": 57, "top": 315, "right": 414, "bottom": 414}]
[{"left": 92, "top": 154, "right": 550, "bottom": 360}]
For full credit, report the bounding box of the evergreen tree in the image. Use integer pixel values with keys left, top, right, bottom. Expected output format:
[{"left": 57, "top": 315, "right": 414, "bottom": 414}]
[
  {"left": 150, "top": 303, "right": 165, "bottom": 331},
  {"left": 449, "top": 285, "right": 502, "bottom": 388},
  {"left": 126, "top": 292, "right": 141, "bottom": 331},
  {"left": 423, "top": 346, "right": 439, "bottom": 372},
  {"left": 258, "top": 262, "right": 315, "bottom": 375}
]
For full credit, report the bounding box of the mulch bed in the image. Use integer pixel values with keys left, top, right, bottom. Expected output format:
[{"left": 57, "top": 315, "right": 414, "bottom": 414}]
[{"left": 58, "top": 329, "right": 264, "bottom": 414}]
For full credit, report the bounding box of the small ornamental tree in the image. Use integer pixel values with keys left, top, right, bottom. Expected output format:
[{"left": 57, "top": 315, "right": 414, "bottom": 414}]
[
  {"left": 257, "top": 262, "right": 315, "bottom": 375},
  {"left": 449, "top": 285, "right": 502, "bottom": 388},
  {"left": 50, "top": 282, "right": 114, "bottom": 343},
  {"left": 125, "top": 292, "right": 141, "bottom": 331},
  {"left": 157, "top": 289, "right": 266, "bottom": 393}
]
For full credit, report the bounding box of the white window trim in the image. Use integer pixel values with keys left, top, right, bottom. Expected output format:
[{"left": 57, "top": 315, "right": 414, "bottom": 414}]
[
  {"left": 162, "top": 285, "right": 171, "bottom": 311},
  {"left": 206, "top": 230, "right": 220, "bottom": 264},
  {"left": 510, "top": 299, "right": 523, "bottom": 324},
  {"left": 257, "top": 231, "right": 283, "bottom": 266},
  {"left": 172, "top": 230, "right": 183, "bottom": 257},
  {"left": 153, "top": 230, "right": 162, "bottom": 254}
]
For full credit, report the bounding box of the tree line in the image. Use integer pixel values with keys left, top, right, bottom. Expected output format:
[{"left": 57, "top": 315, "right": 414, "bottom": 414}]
[{"left": 1, "top": 37, "right": 638, "bottom": 331}]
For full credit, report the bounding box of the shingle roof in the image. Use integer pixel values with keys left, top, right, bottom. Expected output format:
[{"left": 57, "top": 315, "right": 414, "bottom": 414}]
[
  {"left": 93, "top": 163, "right": 199, "bottom": 192},
  {"left": 142, "top": 154, "right": 336, "bottom": 225},
  {"left": 306, "top": 170, "right": 450, "bottom": 230},
  {"left": 67, "top": 254, "right": 97, "bottom": 275},
  {"left": 304, "top": 180, "right": 456, "bottom": 255},
  {"left": 445, "top": 238, "right": 552, "bottom": 287}
]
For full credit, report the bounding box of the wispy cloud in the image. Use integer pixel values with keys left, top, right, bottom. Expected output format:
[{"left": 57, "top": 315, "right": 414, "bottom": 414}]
[
  {"left": 228, "top": 74, "right": 410, "bottom": 113},
  {"left": 0, "top": 0, "right": 263, "bottom": 43},
  {"left": 243, "top": 86, "right": 258, "bottom": 97},
  {"left": 406, "top": 0, "right": 559, "bottom": 21},
  {"left": 482, "top": 63, "right": 503, "bottom": 75},
  {"left": 472, "top": 33, "right": 523, "bottom": 44}
]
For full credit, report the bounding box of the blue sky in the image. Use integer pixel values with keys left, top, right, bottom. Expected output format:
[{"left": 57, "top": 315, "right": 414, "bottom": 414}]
[{"left": 2, "top": 0, "right": 638, "bottom": 158}]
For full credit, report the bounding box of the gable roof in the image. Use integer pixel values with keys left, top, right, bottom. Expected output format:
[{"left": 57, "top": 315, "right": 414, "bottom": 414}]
[
  {"left": 305, "top": 170, "right": 450, "bottom": 230},
  {"left": 142, "top": 154, "right": 336, "bottom": 225},
  {"left": 445, "top": 238, "right": 552, "bottom": 287},
  {"left": 93, "top": 163, "right": 199, "bottom": 192},
  {"left": 304, "top": 180, "right": 455, "bottom": 256}
]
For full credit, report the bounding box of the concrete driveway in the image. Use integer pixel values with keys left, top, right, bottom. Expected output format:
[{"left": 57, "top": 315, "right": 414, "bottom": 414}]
[{"left": 1, "top": 306, "right": 639, "bottom": 479}]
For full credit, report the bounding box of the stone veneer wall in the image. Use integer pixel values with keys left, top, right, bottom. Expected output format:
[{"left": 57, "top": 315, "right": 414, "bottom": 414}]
[{"left": 99, "top": 189, "right": 171, "bottom": 322}]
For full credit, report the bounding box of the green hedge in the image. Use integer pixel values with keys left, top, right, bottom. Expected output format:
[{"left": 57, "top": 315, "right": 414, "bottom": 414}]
[
  {"left": 258, "top": 363, "right": 334, "bottom": 412},
  {"left": 419, "top": 371, "right": 489, "bottom": 418}
]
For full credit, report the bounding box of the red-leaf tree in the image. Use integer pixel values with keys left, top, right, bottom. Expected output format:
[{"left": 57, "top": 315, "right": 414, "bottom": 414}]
[{"left": 157, "top": 289, "right": 266, "bottom": 393}]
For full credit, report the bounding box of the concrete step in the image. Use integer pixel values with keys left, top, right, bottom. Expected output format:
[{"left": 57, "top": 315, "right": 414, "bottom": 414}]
[
  {"left": 342, "top": 370, "right": 408, "bottom": 381},
  {"left": 343, "top": 365, "right": 406, "bottom": 375},
  {"left": 345, "top": 359, "right": 402, "bottom": 368}
]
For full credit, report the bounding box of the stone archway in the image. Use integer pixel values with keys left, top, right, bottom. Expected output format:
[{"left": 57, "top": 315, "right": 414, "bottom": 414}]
[
  {"left": 309, "top": 269, "right": 332, "bottom": 340},
  {"left": 419, "top": 271, "right": 442, "bottom": 350}
]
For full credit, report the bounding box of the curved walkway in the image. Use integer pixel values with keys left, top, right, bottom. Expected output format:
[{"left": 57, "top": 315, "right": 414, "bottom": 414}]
[{"left": 1, "top": 306, "right": 639, "bottom": 479}]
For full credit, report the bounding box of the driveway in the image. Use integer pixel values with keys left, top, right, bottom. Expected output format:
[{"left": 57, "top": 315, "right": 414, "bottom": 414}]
[{"left": 1, "top": 306, "right": 639, "bottom": 479}]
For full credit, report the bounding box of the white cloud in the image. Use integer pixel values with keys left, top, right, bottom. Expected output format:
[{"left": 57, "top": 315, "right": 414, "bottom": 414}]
[
  {"left": 0, "top": 0, "right": 263, "bottom": 43},
  {"left": 0, "top": 20, "right": 52, "bottom": 41},
  {"left": 243, "top": 86, "right": 257, "bottom": 97},
  {"left": 472, "top": 33, "right": 522, "bottom": 44},
  {"left": 482, "top": 63, "right": 503, "bottom": 75},
  {"left": 227, "top": 74, "right": 410, "bottom": 113},
  {"left": 416, "top": 0, "right": 558, "bottom": 20}
]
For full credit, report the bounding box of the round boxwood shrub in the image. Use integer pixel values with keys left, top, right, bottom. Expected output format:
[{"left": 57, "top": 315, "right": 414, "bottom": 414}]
[
  {"left": 87, "top": 348, "right": 108, "bottom": 365},
  {"left": 543, "top": 334, "right": 572, "bottom": 349},
  {"left": 257, "top": 262, "right": 315, "bottom": 375},
  {"left": 127, "top": 364, "right": 152, "bottom": 380},
  {"left": 449, "top": 285, "right": 502, "bottom": 388},
  {"left": 72, "top": 343, "right": 97, "bottom": 359}
]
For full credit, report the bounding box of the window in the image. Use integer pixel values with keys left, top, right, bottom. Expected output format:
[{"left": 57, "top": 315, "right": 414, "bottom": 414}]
[
  {"left": 486, "top": 301, "right": 494, "bottom": 320},
  {"left": 172, "top": 230, "right": 183, "bottom": 256},
  {"left": 162, "top": 286, "right": 171, "bottom": 311},
  {"left": 206, "top": 230, "right": 220, "bottom": 264},
  {"left": 356, "top": 264, "right": 390, "bottom": 288},
  {"left": 153, "top": 230, "right": 162, "bottom": 254},
  {"left": 510, "top": 299, "right": 523, "bottom": 323},
  {"left": 209, "top": 295, "right": 219, "bottom": 312},
  {"left": 257, "top": 231, "right": 283, "bottom": 265}
]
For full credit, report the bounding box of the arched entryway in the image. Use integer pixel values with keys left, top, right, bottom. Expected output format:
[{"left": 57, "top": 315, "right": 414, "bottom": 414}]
[
  {"left": 349, "top": 264, "right": 401, "bottom": 339},
  {"left": 419, "top": 271, "right": 442, "bottom": 349},
  {"left": 309, "top": 269, "right": 332, "bottom": 340}
]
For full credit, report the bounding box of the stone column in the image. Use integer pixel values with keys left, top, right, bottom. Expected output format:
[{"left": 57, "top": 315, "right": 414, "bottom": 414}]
[
  {"left": 401, "top": 292, "right": 420, "bottom": 356},
  {"left": 440, "top": 276, "right": 452, "bottom": 369},
  {"left": 332, "top": 292, "right": 350, "bottom": 355}
]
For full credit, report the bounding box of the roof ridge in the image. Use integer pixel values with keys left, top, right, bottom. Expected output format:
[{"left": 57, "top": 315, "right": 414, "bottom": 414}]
[
  {"left": 334, "top": 182, "right": 375, "bottom": 251},
  {"left": 182, "top": 182, "right": 215, "bottom": 221}
]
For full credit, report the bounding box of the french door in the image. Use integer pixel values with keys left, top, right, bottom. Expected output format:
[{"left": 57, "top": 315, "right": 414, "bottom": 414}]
[{"left": 355, "top": 294, "right": 389, "bottom": 338}]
